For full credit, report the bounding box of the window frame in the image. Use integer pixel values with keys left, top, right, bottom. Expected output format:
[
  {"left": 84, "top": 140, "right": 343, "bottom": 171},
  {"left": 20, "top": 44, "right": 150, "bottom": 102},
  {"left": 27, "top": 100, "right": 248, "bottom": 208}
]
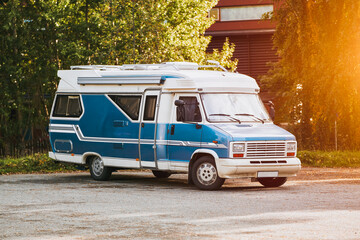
[
  {"left": 220, "top": 4, "right": 274, "bottom": 22},
  {"left": 52, "top": 94, "right": 83, "bottom": 119},
  {"left": 143, "top": 95, "right": 158, "bottom": 121},
  {"left": 208, "top": 8, "right": 220, "bottom": 21},
  {"left": 175, "top": 95, "right": 203, "bottom": 123},
  {"left": 108, "top": 94, "right": 142, "bottom": 121}
]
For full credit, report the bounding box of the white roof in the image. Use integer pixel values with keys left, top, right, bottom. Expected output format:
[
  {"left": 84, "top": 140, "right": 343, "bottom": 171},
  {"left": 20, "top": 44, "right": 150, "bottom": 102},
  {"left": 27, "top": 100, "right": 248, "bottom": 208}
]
[{"left": 56, "top": 62, "right": 260, "bottom": 94}]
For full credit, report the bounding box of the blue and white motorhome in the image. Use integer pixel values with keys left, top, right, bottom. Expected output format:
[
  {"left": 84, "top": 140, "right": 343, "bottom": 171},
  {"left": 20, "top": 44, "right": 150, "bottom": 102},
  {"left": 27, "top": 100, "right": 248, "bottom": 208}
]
[{"left": 49, "top": 62, "right": 301, "bottom": 190}]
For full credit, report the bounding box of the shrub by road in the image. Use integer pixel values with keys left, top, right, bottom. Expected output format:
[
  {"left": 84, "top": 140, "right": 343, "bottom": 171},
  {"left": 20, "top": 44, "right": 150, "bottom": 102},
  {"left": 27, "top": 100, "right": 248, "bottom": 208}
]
[
  {"left": 298, "top": 151, "right": 360, "bottom": 168},
  {"left": 0, "top": 153, "right": 79, "bottom": 175}
]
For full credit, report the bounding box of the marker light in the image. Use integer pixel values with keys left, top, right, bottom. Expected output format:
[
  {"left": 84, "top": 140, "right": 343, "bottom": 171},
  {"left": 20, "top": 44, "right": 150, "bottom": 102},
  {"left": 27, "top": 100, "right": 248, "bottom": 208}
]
[{"left": 233, "top": 153, "right": 244, "bottom": 158}]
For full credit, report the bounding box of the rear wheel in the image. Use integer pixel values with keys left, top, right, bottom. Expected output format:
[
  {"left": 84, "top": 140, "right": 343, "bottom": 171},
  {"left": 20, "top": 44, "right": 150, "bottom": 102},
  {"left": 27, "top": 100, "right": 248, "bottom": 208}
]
[
  {"left": 152, "top": 170, "right": 171, "bottom": 178},
  {"left": 191, "top": 156, "right": 224, "bottom": 190},
  {"left": 89, "top": 156, "right": 112, "bottom": 181},
  {"left": 258, "top": 177, "right": 287, "bottom": 188}
]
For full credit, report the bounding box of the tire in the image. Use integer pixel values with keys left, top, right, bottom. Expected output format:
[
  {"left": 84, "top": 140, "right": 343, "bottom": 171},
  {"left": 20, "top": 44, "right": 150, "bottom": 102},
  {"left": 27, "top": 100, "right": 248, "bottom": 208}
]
[
  {"left": 191, "top": 156, "right": 225, "bottom": 190},
  {"left": 89, "top": 156, "right": 112, "bottom": 181},
  {"left": 258, "top": 177, "right": 287, "bottom": 188},
  {"left": 152, "top": 170, "right": 172, "bottom": 178}
]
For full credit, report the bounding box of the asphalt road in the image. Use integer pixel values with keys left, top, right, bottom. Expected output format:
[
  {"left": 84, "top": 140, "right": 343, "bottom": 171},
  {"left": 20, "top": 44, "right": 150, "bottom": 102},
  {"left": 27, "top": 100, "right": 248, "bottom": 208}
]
[{"left": 1, "top": 168, "right": 360, "bottom": 240}]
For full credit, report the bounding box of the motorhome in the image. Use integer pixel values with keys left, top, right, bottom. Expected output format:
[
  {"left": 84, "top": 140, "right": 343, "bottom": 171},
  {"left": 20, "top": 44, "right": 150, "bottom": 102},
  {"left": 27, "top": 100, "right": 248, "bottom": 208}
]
[{"left": 49, "top": 62, "right": 301, "bottom": 190}]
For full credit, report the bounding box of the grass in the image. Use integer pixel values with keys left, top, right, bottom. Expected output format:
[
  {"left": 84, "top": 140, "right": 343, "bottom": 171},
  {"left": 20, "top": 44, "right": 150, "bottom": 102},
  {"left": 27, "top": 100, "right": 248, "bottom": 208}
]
[
  {"left": 0, "top": 153, "right": 81, "bottom": 175},
  {"left": 1, "top": 151, "right": 360, "bottom": 175},
  {"left": 298, "top": 150, "right": 360, "bottom": 168}
]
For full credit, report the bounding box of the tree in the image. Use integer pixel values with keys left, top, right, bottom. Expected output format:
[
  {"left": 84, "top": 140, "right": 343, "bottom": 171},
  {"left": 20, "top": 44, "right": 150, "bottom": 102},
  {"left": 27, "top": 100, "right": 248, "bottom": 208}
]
[
  {"left": 0, "top": 0, "right": 237, "bottom": 156},
  {"left": 92, "top": 0, "right": 237, "bottom": 69},
  {"left": 262, "top": 0, "right": 360, "bottom": 150}
]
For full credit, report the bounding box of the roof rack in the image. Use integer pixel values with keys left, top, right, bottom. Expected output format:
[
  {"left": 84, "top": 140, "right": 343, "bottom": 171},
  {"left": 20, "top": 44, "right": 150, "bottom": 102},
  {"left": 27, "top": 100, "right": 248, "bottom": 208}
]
[
  {"left": 198, "top": 60, "right": 228, "bottom": 72},
  {"left": 70, "top": 60, "right": 227, "bottom": 72},
  {"left": 70, "top": 65, "right": 122, "bottom": 70}
]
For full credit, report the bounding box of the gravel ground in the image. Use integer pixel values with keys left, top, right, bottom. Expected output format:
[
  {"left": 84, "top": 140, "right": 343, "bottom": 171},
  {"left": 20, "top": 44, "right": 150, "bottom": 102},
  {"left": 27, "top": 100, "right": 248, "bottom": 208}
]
[{"left": 1, "top": 167, "right": 360, "bottom": 240}]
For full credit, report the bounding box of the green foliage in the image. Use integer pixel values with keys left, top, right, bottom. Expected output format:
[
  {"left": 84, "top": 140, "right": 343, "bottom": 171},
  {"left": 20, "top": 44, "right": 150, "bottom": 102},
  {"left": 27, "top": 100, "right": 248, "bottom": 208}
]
[
  {"left": 206, "top": 38, "right": 238, "bottom": 72},
  {"left": 262, "top": 0, "right": 360, "bottom": 150},
  {"left": 0, "top": 0, "right": 237, "bottom": 156},
  {"left": 0, "top": 153, "right": 79, "bottom": 174},
  {"left": 299, "top": 151, "right": 360, "bottom": 168}
]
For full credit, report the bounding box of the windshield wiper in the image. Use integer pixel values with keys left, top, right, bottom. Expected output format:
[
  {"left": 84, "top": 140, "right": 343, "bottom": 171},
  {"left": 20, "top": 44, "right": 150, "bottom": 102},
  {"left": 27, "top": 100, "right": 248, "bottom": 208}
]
[
  {"left": 235, "top": 113, "right": 265, "bottom": 124},
  {"left": 209, "top": 114, "right": 241, "bottom": 124}
]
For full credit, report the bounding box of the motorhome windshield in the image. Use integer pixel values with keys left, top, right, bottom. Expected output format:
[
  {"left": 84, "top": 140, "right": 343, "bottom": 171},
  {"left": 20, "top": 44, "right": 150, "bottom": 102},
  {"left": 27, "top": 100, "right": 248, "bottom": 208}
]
[{"left": 201, "top": 93, "right": 270, "bottom": 123}]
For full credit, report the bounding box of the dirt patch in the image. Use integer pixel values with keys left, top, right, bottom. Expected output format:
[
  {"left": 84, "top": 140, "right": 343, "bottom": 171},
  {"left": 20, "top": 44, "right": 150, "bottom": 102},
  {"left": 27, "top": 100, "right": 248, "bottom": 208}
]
[{"left": 293, "top": 167, "right": 360, "bottom": 181}]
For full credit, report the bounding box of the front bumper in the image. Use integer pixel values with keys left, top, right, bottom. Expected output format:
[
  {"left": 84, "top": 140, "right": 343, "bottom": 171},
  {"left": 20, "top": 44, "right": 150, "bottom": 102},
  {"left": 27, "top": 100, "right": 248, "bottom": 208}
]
[{"left": 216, "top": 157, "right": 301, "bottom": 179}]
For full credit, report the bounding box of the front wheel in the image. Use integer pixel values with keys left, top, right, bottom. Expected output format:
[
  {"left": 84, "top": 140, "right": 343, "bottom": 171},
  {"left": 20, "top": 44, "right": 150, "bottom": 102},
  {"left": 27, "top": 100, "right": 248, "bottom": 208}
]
[
  {"left": 258, "top": 177, "right": 287, "bottom": 188},
  {"left": 89, "top": 156, "right": 112, "bottom": 181},
  {"left": 191, "top": 157, "right": 225, "bottom": 190}
]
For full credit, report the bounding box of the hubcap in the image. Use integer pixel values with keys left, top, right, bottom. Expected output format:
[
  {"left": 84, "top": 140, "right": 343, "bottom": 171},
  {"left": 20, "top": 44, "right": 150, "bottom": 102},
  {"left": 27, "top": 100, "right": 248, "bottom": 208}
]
[
  {"left": 196, "top": 162, "right": 217, "bottom": 186},
  {"left": 92, "top": 157, "right": 104, "bottom": 176}
]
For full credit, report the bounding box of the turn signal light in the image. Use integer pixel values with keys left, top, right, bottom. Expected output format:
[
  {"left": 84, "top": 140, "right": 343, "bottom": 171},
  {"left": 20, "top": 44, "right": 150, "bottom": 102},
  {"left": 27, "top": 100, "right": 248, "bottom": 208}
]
[
  {"left": 233, "top": 153, "right": 244, "bottom": 158},
  {"left": 287, "top": 152, "right": 295, "bottom": 157}
]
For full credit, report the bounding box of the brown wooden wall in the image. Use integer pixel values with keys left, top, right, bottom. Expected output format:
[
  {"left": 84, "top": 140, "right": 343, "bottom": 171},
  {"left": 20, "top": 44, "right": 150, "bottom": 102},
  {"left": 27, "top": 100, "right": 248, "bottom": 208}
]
[{"left": 207, "top": 34, "right": 278, "bottom": 81}]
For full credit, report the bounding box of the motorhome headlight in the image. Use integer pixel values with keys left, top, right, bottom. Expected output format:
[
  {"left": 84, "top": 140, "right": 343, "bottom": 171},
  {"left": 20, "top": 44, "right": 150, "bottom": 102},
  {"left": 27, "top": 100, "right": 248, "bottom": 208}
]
[
  {"left": 233, "top": 143, "right": 245, "bottom": 152},
  {"left": 286, "top": 142, "right": 297, "bottom": 152}
]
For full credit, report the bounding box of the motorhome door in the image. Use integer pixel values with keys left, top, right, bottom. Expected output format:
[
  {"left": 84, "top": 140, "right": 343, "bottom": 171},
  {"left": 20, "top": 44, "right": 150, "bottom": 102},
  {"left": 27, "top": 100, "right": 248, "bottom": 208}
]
[
  {"left": 139, "top": 89, "right": 161, "bottom": 168},
  {"left": 168, "top": 94, "right": 203, "bottom": 164}
]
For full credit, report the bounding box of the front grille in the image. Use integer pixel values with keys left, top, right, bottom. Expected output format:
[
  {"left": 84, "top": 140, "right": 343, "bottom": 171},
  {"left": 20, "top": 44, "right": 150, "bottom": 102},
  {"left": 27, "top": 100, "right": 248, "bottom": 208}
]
[{"left": 246, "top": 142, "right": 286, "bottom": 158}]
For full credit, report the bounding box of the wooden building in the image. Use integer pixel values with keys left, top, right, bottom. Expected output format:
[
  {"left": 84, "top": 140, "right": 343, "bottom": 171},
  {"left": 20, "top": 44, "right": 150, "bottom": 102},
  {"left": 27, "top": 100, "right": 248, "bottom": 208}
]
[{"left": 206, "top": 0, "right": 279, "bottom": 83}]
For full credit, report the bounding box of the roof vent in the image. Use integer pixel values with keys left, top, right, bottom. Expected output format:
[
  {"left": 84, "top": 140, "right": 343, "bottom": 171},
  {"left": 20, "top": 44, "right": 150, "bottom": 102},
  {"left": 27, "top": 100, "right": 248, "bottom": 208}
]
[{"left": 163, "top": 62, "right": 199, "bottom": 70}]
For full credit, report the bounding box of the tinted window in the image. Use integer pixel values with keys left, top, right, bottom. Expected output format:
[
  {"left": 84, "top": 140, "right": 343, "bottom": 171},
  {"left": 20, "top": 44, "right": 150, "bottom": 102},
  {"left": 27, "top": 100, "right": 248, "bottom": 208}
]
[
  {"left": 53, "top": 95, "right": 82, "bottom": 118},
  {"left": 143, "top": 96, "right": 157, "bottom": 121},
  {"left": 109, "top": 95, "right": 141, "bottom": 120},
  {"left": 177, "top": 96, "right": 202, "bottom": 122}
]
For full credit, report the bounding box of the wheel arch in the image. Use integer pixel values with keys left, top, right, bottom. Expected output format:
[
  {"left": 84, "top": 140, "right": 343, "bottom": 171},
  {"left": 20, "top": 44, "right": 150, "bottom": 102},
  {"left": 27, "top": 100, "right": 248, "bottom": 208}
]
[
  {"left": 188, "top": 149, "right": 220, "bottom": 184},
  {"left": 82, "top": 152, "right": 102, "bottom": 165}
]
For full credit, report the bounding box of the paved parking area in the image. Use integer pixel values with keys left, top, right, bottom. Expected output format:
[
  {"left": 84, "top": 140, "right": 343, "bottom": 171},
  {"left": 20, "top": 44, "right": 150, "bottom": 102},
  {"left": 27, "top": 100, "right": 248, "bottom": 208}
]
[{"left": 1, "top": 168, "right": 360, "bottom": 239}]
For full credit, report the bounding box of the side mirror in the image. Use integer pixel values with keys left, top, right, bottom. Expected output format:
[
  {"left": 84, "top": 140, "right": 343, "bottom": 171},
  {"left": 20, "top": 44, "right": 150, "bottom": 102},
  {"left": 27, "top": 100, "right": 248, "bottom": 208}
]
[
  {"left": 175, "top": 100, "right": 185, "bottom": 106},
  {"left": 267, "top": 101, "right": 275, "bottom": 121}
]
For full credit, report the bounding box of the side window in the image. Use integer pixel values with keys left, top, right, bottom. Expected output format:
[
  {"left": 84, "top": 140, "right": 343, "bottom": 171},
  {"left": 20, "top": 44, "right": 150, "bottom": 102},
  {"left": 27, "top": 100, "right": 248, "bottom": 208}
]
[
  {"left": 53, "top": 95, "right": 82, "bottom": 118},
  {"left": 177, "top": 96, "right": 202, "bottom": 122},
  {"left": 109, "top": 95, "right": 141, "bottom": 120},
  {"left": 143, "top": 96, "right": 157, "bottom": 121}
]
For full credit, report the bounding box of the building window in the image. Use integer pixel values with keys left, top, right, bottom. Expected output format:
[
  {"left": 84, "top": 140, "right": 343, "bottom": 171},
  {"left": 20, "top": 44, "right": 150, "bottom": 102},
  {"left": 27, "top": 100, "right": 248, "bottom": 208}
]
[
  {"left": 209, "top": 8, "right": 220, "bottom": 21},
  {"left": 109, "top": 95, "right": 141, "bottom": 120},
  {"left": 53, "top": 95, "right": 82, "bottom": 118},
  {"left": 220, "top": 5, "right": 273, "bottom": 21}
]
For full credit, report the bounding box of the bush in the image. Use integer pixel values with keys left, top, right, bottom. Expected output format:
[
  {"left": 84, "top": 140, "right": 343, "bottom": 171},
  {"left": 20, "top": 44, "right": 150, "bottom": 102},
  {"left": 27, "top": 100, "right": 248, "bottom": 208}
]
[
  {"left": 298, "top": 151, "right": 360, "bottom": 168},
  {"left": 0, "top": 153, "right": 81, "bottom": 174}
]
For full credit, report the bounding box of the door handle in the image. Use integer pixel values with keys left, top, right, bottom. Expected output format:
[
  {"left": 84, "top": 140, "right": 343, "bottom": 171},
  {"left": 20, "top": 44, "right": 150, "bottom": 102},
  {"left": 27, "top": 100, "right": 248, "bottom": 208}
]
[
  {"left": 170, "top": 125, "right": 175, "bottom": 135},
  {"left": 141, "top": 122, "right": 145, "bottom": 128}
]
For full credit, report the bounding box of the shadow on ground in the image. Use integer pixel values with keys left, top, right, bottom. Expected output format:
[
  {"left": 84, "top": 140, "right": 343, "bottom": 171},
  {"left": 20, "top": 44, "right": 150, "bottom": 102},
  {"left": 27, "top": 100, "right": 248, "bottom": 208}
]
[{"left": 0, "top": 170, "right": 291, "bottom": 192}]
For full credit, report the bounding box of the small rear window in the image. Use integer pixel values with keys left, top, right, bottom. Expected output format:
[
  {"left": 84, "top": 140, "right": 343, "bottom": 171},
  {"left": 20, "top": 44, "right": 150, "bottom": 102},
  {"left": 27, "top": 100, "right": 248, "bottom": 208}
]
[
  {"left": 53, "top": 95, "right": 83, "bottom": 118},
  {"left": 143, "top": 96, "right": 157, "bottom": 121}
]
